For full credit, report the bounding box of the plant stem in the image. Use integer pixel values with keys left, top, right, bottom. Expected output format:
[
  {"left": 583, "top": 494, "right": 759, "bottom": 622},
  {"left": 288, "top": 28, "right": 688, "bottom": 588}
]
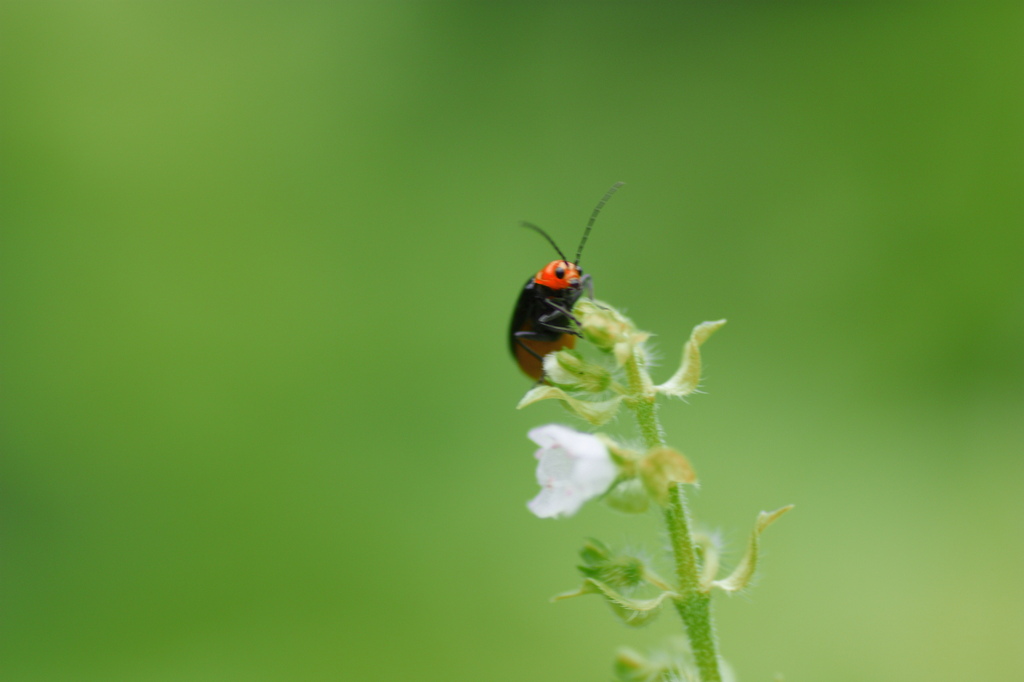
[
  {"left": 623, "top": 350, "right": 722, "bottom": 682},
  {"left": 666, "top": 485, "right": 720, "bottom": 682}
]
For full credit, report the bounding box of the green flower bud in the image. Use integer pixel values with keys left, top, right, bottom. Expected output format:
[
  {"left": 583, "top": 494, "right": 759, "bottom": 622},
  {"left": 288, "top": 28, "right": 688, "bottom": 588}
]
[
  {"left": 613, "top": 641, "right": 702, "bottom": 682},
  {"left": 576, "top": 299, "right": 642, "bottom": 356},
  {"left": 543, "top": 349, "right": 612, "bottom": 393},
  {"left": 575, "top": 538, "right": 674, "bottom": 593},
  {"left": 578, "top": 549, "right": 647, "bottom": 590},
  {"left": 578, "top": 537, "right": 614, "bottom": 566},
  {"left": 612, "top": 648, "right": 651, "bottom": 682},
  {"left": 603, "top": 478, "right": 650, "bottom": 514}
]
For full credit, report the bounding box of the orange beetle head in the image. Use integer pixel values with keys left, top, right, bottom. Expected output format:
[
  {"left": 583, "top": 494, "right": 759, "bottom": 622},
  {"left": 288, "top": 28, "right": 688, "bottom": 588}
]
[{"left": 535, "top": 260, "right": 582, "bottom": 290}]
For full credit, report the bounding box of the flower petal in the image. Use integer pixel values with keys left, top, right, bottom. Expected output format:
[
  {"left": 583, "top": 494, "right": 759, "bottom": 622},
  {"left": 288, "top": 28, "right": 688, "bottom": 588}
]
[{"left": 526, "top": 425, "right": 618, "bottom": 519}]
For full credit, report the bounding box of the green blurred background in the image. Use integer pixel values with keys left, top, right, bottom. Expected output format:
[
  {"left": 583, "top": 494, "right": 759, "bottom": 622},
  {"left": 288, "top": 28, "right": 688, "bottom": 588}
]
[{"left": 2, "top": 3, "right": 1021, "bottom": 681}]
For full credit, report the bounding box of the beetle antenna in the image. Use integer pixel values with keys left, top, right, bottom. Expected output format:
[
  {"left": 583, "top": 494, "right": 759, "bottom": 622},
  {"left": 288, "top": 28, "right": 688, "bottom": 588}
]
[
  {"left": 521, "top": 221, "right": 570, "bottom": 263},
  {"left": 575, "top": 181, "right": 624, "bottom": 265}
]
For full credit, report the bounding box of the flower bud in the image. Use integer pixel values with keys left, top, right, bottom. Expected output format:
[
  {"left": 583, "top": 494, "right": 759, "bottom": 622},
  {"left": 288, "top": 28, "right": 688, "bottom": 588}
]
[
  {"left": 577, "top": 538, "right": 648, "bottom": 589},
  {"left": 603, "top": 478, "right": 650, "bottom": 514},
  {"left": 612, "top": 648, "right": 650, "bottom": 681},
  {"left": 543, "top": 349, "right": 612, "bottom": 393},
  {"left": 576, "top": 299, "right": 640, "bottom": 355}
]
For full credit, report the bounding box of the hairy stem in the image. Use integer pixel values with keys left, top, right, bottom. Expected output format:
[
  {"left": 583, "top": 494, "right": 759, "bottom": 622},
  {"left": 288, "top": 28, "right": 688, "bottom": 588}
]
[
  {"left": 623, "top": 349, "right": 722, "bottom": 682},
  {"left": 666, "top": 484, "right": 720, "bottom": 681}
]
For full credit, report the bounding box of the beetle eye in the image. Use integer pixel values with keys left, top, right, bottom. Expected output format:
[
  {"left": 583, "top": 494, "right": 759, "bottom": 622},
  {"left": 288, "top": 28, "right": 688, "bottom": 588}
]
[{"left": 555, "top": 265, "right": 565, "bottom": 279}]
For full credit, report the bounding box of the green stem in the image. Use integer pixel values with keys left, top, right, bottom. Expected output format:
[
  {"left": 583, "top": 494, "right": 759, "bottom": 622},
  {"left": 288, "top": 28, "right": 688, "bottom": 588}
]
[
  {"left": 623, "top": 350, "right": 722, "bottom": 682},
  {"left": 621, "top": 347, "right": 663, "bottom": 448},
  {"left": 666, "top": 485, "right": 720, "bottom": 682}
]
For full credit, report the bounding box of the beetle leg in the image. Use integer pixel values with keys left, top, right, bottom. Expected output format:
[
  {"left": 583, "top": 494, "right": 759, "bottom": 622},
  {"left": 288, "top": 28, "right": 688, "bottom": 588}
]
[
  {"left": 540, "top": 300, "right": 582, "bottom": 331},
  {"left": 514, "top": 329, "right": 565, "bottom": 343},
  {"left": 534, "top": 315, "right": 580, "bottom": 336},
  {"left": 542, "top": 300, "right": 578, "bottom": 320}
]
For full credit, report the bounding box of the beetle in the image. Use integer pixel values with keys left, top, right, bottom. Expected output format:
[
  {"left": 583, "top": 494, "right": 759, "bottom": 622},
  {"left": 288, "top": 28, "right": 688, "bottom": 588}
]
[{"left": 509, "top": 182, "right": 623, "bottom": 380}]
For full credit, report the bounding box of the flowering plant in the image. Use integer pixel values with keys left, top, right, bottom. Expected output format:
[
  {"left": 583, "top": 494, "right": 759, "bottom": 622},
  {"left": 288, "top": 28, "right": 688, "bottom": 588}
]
[{"left": 518, "top": 299, "right": 792, "bottom": 681}]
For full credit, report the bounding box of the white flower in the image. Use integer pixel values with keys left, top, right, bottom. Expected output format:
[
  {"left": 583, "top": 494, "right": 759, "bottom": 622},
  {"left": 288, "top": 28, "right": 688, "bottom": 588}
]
[{"left": 526, "top": 424, "right": 618, "bottom": 519}]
